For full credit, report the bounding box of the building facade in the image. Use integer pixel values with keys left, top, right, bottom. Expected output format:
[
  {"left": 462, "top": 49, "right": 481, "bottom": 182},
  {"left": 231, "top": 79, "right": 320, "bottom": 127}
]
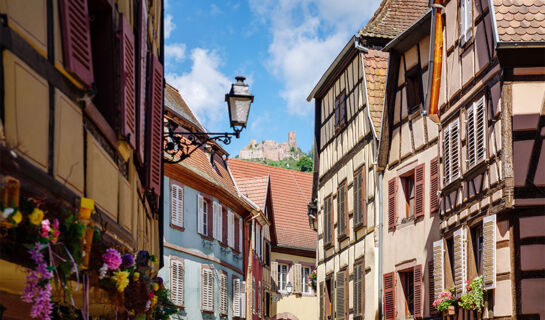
[
  {"left": 0, "top": 0, "right": 164, "bottom": 317},
  {"left": 229, "top": 159, "right": 317, "bottom": 320},
  {"left": 377, "top": 9, "right": 442, "bottom": 319},
  {"left": 429, "top": 0, "right": 545, "bottom": 319},
  {"left": 160, "top": 84, "right": 254, "bottom": 319}
]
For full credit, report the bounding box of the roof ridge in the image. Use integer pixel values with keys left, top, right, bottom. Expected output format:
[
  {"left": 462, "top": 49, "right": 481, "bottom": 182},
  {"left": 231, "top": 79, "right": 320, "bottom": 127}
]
[{"left": 229, "top": 159, "right": 312, "bottom": 176}]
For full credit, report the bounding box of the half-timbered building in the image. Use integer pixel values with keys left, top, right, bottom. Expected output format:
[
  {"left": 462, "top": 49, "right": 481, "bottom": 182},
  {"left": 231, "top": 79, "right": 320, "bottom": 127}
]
[
  {"left": 0, "top": 0, "right": 164, "bottom": 316},
  {"left": 428, "top": 0, "right": 545, "bottom": 319}
]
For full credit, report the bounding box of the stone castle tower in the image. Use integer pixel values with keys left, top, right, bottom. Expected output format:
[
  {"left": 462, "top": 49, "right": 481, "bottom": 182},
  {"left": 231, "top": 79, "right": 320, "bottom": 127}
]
[{"left": 288, "top": 131, "right": 296, "bottom": 147}]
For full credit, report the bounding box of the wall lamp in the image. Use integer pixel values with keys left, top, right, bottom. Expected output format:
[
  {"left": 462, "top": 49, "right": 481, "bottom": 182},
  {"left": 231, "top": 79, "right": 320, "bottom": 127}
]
[{"left": 164, "top": 76, "right": 254, "bottom": 164}]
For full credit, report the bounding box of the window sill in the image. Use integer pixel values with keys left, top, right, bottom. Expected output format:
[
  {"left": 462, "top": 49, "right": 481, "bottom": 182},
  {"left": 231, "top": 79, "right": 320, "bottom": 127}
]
[
  {"left": 199, "top": 234, "right": 214, "bottom": 241},
  {"left": 324, "top": 242, "right": 334, "bottom": 250},
  {"left": 353, "top": 222, "right": 366, "bottom": 232},
  {"left": 442, "top": 177, "right": 461, "bottom": 194},
  {"left": 465, "top": 159, "right": 487, "bottom": 180},
  {"left": 337, "top": 234, "right": 349, "bottom": 242},
  {"left": 201, "top": 310, "right": 214, "bottom": 314},
  {"left": 170, "top": 223, "right": 184, "bottom": 232}
]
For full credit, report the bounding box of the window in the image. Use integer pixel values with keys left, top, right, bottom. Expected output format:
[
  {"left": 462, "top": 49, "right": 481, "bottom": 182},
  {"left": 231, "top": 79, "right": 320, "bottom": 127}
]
[
  {"left": 337, "top": 183, "right": 348, "bottom": 238},
  {"left": 400, "top": 270, "right": 415, "bottom": 316},
  {"left": 460, "top": 0, "right": 473, "bottom": 45},
  {"left": 201, "top": 265, "right": 214, "bottom": 312},
  {"left": 402, "top": 172, "right": 416, "bottom": 219},
  {"left": 265, "top": 292, "right": 270, "bottom": 317},
  {"left": 406, "top": 67, "right": 422, "bottom": 113},
  {"left": 198, "top": 195, "right": 210, "bottom": 236},
  {"left": 323, "top": 196, "right": 333, "bottom": 246},
  {"left": 170, "top": 182, "right": 184, "bottom": 228},
  {"left": 334, "top": 90, "right": 347, "bottom": 133},
  {"left": 238, "top": 217, "right": 243, "bottom": 252},
  {"left": 278, "top": 264, "right": 289, "bottom": 292},
  {"left": 443, "top": 119, "right": 460, "bottom": 185},
  {"left": 354, "top": 168, "right": 366, "bottom": 228},
  {"left": 265, "top": 242, "right": 271, "bottom": 266},
  {"left": 302, "top": 266, "right": 312, "bottom": 294},
  {"left": 353, "top": 263, "right": 364, "bottom": 318},
  {"left": 467, "top": 96, "right": 487, "bottom": 169},
  {"left": 170, "top": 258, "right": 184, "bottom": 307},
  {"left": 220, "top": 272, "right": 228, "bottom": 316},
  {"left": 446, "top": 237, "right": 455, "bottom": 282},
  {"left": 471, "top": 225, "right": 484, "bottom": 275}
]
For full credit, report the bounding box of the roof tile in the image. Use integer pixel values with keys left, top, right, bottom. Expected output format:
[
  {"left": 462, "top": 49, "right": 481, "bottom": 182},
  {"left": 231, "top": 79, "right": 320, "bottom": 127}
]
[
  {"left": 494, "top": 0, "right": 545, "bottom": 42},
  {"left": 359, "top": 0, "right": 429, "bottom": 39},
  {"left": 363, "top": 49, "right": 389, "bottom": 137}
]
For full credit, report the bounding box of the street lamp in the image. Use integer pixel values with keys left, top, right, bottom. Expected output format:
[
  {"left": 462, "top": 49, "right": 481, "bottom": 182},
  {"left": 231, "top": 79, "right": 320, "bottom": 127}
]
[
  {"left": 307, "top": 200, "right": 318, "bottom": 231},
  {"left": 164, "top": 76, "right": 254, "bottom": 163},
  {"left": 286, "top": 282, "right": 293, "bottom": 294}
]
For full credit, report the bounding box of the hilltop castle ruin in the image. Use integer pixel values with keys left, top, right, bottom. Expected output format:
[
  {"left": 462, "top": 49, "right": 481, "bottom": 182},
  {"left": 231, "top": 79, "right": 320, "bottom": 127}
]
[{"left": 239, "top": 132, "right": 299, "bottom": 161}]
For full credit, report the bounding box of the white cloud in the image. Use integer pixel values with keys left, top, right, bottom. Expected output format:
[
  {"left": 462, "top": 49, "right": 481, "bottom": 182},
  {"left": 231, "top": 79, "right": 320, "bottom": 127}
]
[
  {"left": 248, "top": 0, "right": 381, "bottom": 115},
  {"left": 164, "top": 14, "right": 175, "bottom": 39},
  {"left": 166, "top": 48, "right": 231, "bottom": 131},
  {"left": 165, "top": 43, "right": 186, "bottom": 62}
]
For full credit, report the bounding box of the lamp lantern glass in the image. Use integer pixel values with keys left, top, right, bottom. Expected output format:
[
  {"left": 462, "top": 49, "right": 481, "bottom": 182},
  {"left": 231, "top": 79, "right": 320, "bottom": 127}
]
[
  {"left": 226, "top": 76, "right": 254, "bottom": 130},
  {"left": 286, "top": 281, "right": 293, "bottom": 294}
]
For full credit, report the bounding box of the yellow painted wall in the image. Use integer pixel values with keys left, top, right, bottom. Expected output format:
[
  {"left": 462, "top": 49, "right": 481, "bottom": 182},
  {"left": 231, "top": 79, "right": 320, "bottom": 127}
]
[{"left": 271, "top": 252, "right": 317, "bottom": 320}]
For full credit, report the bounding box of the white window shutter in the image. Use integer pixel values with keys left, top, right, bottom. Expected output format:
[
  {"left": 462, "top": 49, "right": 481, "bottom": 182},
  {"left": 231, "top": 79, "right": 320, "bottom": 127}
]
[
  {"left": 475, "top": 96, "right": 486, "bottom": 163},
  {"left": 239, "top": 218, "right": 243, "bottom": 252},
  {"left": 271, "top": 261, "right": 278, "bottom": 291},
  {"left": 220, "top": 273, "right": 228, "bottom": 315},
  {"left": 240, "top": 281, "right": 247, "bottom": 318},
  {"left": 454, "top": 228, "right": 467, "bottom": 296},
  {"left": 208, "top": 268, "right": 214, "bottom": 311},
  {"left": 170, "top": 259, "right": 184, "bottom": 307},
  {"left": 198, "top": 194, "right": 204, "bottom": 234},
  {"left": 443, "top": 125, "right": 451, "bottom": 185},
  {"left": 233, "top": 278, "right": 241, "bottom": 317},
  {"left": 483, "top": 214, "right": 496, "bottom": 289},
  {"left": 450, "top": 119, "right": 460, "bottom": 181},
  {"left": 213, "top": 201, "right": 220, "bottom": 240},
  {"left": 432, "top": 240, "right": 444, "bottom": 299},
  {"left": 218, "top": 205, "right": 223, "bottom": 241},
  {"left": 294, "top": 264, "right": 302, "bottom": 294},
  {"left": 465, "top": 0, "right": 473, "bottom": 41},
  {"left": 228, "top": 210, "right": 235, "bottom": 248},
  {"left": 170, "top": 184, "right": 184, "bottom": 228},
  {"left": 460, "top": 0, "right": 466, "bottom": 44},
  {"left": 467, "top": 104, "right": 476, "bottom": 167}
]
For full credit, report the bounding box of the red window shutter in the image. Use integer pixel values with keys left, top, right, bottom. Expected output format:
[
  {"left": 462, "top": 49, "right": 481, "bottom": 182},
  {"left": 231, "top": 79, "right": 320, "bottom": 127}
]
[
  {"left": 388, "top": 178, "right": 397, "bottom": 231},
  {"left": 414, "top": 264, "right": 423, "bottom": 318},
  {"left": 414, "top": 164, "right": 425, "bottom": 218},
  {"left": 222, "top": 207, "right": 228, "bottom": 244},
  {"left": 119, "top": 14, "right": 136, "bottom": 149},
  {"left": 59, "top": 0, "right": 94, "bottom": 87},
  {"left": 235, "top": 216, "right": 240, "bottom": 251},
  {"left": 136, "top": 0, "right": 148, "bottom": 163},
  {"left": 383, "top": 272, "right": 395, "bottom": 320},
  {"left": 145, "top": 55, "right": 163, "bottom": 201},
  {"left": 430, "top": 157, "right": 440, "bottom": 213}
]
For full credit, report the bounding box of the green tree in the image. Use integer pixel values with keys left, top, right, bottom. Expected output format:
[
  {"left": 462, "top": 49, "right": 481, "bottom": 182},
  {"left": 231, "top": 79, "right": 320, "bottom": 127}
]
[{"left": 297, "top": 155, "right": 313, "bottom": 172}]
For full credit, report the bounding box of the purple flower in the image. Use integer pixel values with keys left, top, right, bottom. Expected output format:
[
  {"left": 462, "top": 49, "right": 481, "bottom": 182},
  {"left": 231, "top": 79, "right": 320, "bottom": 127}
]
[
  {"left": 120, "top": 253, "right": 135, "bottom": 269},
  {"left": 102, "top": 248, "right": 122, "bottom": 270},
  {"left": 155, "top": 277, "right": 163, "bottom": 286}
]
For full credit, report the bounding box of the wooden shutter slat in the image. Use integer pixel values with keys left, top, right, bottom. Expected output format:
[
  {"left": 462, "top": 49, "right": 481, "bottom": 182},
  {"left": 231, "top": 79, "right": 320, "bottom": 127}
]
[
  {"left": 59, "top": 0, "right": 94, "bottom": 87},
  {"left": 476, "top": 96, "right": 487, "bottom": 162},
  {"left": 388, "top": 178, "right": 397, "bottom": 231},
  {"left": 170, "top": 259, "right": 184, "bottom": 307},
  {"left": 430, "top": 158, "right": 440, "bottom": 213},
  {"left": 198, "top": 195, "right": 204, "bottom": 234},
  {"left": 119, "top": 14, "right": 136, "bottom": 149},
  {"left": 145, "top": 55, "right": 163, "bottom": 202},
  {"left": 451, "top": 120, "right": 460, "bottom": 181},
  {"left": 294, "top": 264, "right": 302, "bottom": 294},
  {"left": 483, "top": 215, "right": 496, "bottom": 289},
  {"left": 443, "top": 125, "right": 451, "bottom": 184},
  {"left": 414, "top": 264, "right": 423, "bottom": 318},
  {"left": 362, "top": 169, "right": 367, "bottom": 227},
  {"left": 136, "top": 0, "right": 148, "bottom": 163},
  {"left": 170, "top": 183, "right": 183, "bottom": 228},
  {"left": 454, "top": 228, "right": 467, "bottom": 296},
  {"left": 428, "top": 260, "right": 436, "bottom": 314},
  {"left": 336, "top": 271, "right": 346, "bottom": 320},
  {"left": 383, "top": 272, "right": 395, "bottom": 320},
  {"left": 432, "top": 240, "right": 444, "bottom": 300},
  {"left": 271, "top": 261, "right": 278, "bottom": 292},
  {"left": 415, "top": 164, "right": 425, "bottom": 218},
  {"left": 467, "top": 104, "right": 476, "bottom": 166},
  {"left": 235, "top": 216, "right": 240, "bottom": 251}
]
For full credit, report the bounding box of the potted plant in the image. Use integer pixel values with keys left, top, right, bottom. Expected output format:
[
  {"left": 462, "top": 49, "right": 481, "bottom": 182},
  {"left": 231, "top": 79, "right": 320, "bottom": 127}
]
[
  {"left": 308, "top": 270, "right": 317, "bottom": 291},
  {"left": 433, "top": 289, "right": 456, "bottom": 315},
  {"left": 459, "top": 276, "right": 485, "bottom": 312}
]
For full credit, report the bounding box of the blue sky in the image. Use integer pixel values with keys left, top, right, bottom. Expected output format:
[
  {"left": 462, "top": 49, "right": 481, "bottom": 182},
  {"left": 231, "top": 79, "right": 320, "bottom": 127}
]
[{"left": 164, "top": 0, "right": 382, "bottom": 156}]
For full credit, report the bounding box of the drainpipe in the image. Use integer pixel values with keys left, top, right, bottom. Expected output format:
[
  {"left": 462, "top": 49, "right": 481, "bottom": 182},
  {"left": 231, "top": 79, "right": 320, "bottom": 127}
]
[{"left": 377, "top": 169, "right": 384, "bottom": 320}]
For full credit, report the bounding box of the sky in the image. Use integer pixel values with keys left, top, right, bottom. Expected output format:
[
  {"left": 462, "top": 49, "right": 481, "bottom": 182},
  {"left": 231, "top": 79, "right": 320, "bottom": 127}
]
[{"left": 164, "top": 0, "right": 383, "bottom": 156}]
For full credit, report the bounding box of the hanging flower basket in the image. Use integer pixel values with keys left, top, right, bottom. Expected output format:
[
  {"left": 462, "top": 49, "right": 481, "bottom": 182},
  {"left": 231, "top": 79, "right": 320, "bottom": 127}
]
[
  {"left": 459, "top": 276, "right": 485, "bottom": 311},
  {"left": 308, "top": 270, "right": 317, "bottom": 291},
  {"left": 433, "top": 288, "right": 456, "bottom": 313}
]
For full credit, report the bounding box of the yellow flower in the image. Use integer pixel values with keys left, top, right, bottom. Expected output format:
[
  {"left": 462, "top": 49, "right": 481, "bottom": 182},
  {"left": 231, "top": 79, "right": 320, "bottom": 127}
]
[
  {"left": 11, "top": 210, "right": 22, "bottom": 225},
  {"left": 113, "top": 271, "right": 130, "bottom": 292},
  {"left": 132, "top": 272, "right": 140, "bottom": 282},
  {"left": 151, "top": 295, "right": 158, "bottom": 307},
  {"left": 28, "top": 208, "right": 44, "bottom": 225},
  {"left": 152, "top": 282, "right": 159, "bottom": 292}
]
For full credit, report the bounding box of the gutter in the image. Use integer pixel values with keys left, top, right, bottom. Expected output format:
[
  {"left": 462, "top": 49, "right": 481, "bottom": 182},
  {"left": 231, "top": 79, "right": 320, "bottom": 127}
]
[
  {"left": 378, "top": 170, "right": 384, "bottom": 320},
  {"left": 487, "top": 0, "right": 499, "bottom": 50},
  {"left": 496, "top": 41, "right": 545, "bottom": 49}
]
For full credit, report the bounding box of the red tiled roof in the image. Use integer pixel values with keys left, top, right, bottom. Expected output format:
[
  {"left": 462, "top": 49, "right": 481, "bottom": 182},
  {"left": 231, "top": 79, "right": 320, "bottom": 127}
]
[
  {"left": 228, "top": 159, "right": 316, "bottom": 251},
  {"left": 363, "top": 49, "right": 389, "bottom": 137},
  {"left": 236, "top": 176, "right": 269, "bottom": 210},
  {"left": 493, "top": 0, "right": 545, "bottom": 42},
  {"left": 359, "top": 0, "right": 429, "bottom": 39}
]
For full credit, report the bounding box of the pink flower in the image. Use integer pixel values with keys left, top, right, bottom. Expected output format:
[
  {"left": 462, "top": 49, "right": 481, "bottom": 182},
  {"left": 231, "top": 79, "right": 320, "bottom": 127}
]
[
  {"left": 102, "top": 248, "right": 122, "bottom": 270},
  {"left": 41, "top": 219, "right": 50, "bottom": 237}
]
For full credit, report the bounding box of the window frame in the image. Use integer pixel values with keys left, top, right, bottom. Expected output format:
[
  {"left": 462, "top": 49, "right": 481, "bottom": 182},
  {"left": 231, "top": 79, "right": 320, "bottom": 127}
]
[
  {"left": 278, "top": 263, "right": 290, "bottom": 293},
  {"left": 302, "top": 266, "right": 313, "bottom": 294},
  {"left": 401, "top": 172, "right": 416, "bottom": 220},
  {"left": 353, "top": 167, "right": 366, "bottom": 230},
  {"left": 323, "top": 195, "right": 333, "bottom": 247},
  {"left": 443, "top": 119, "right": 460, "bottom": 186},
  {"left": 466, "top": 95, "right": 487, "bottom": 170},
  {"left": 337, "top": 182, "right": 348, "bottom": 240},
  {"left": 399, "top": 269, "right": 415, "bottom": 317},
  {"left": 459, "top": 0, "right": 474, "bottom": 47},
  {"left": 405, "top": 66, "right": 423, "bottom": 114}
]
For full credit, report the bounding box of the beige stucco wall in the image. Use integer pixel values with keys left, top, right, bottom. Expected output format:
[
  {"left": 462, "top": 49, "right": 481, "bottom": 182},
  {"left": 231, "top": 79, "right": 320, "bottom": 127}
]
[{"left": 271, "top": 252, "right": 317, "bottom": 320}]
